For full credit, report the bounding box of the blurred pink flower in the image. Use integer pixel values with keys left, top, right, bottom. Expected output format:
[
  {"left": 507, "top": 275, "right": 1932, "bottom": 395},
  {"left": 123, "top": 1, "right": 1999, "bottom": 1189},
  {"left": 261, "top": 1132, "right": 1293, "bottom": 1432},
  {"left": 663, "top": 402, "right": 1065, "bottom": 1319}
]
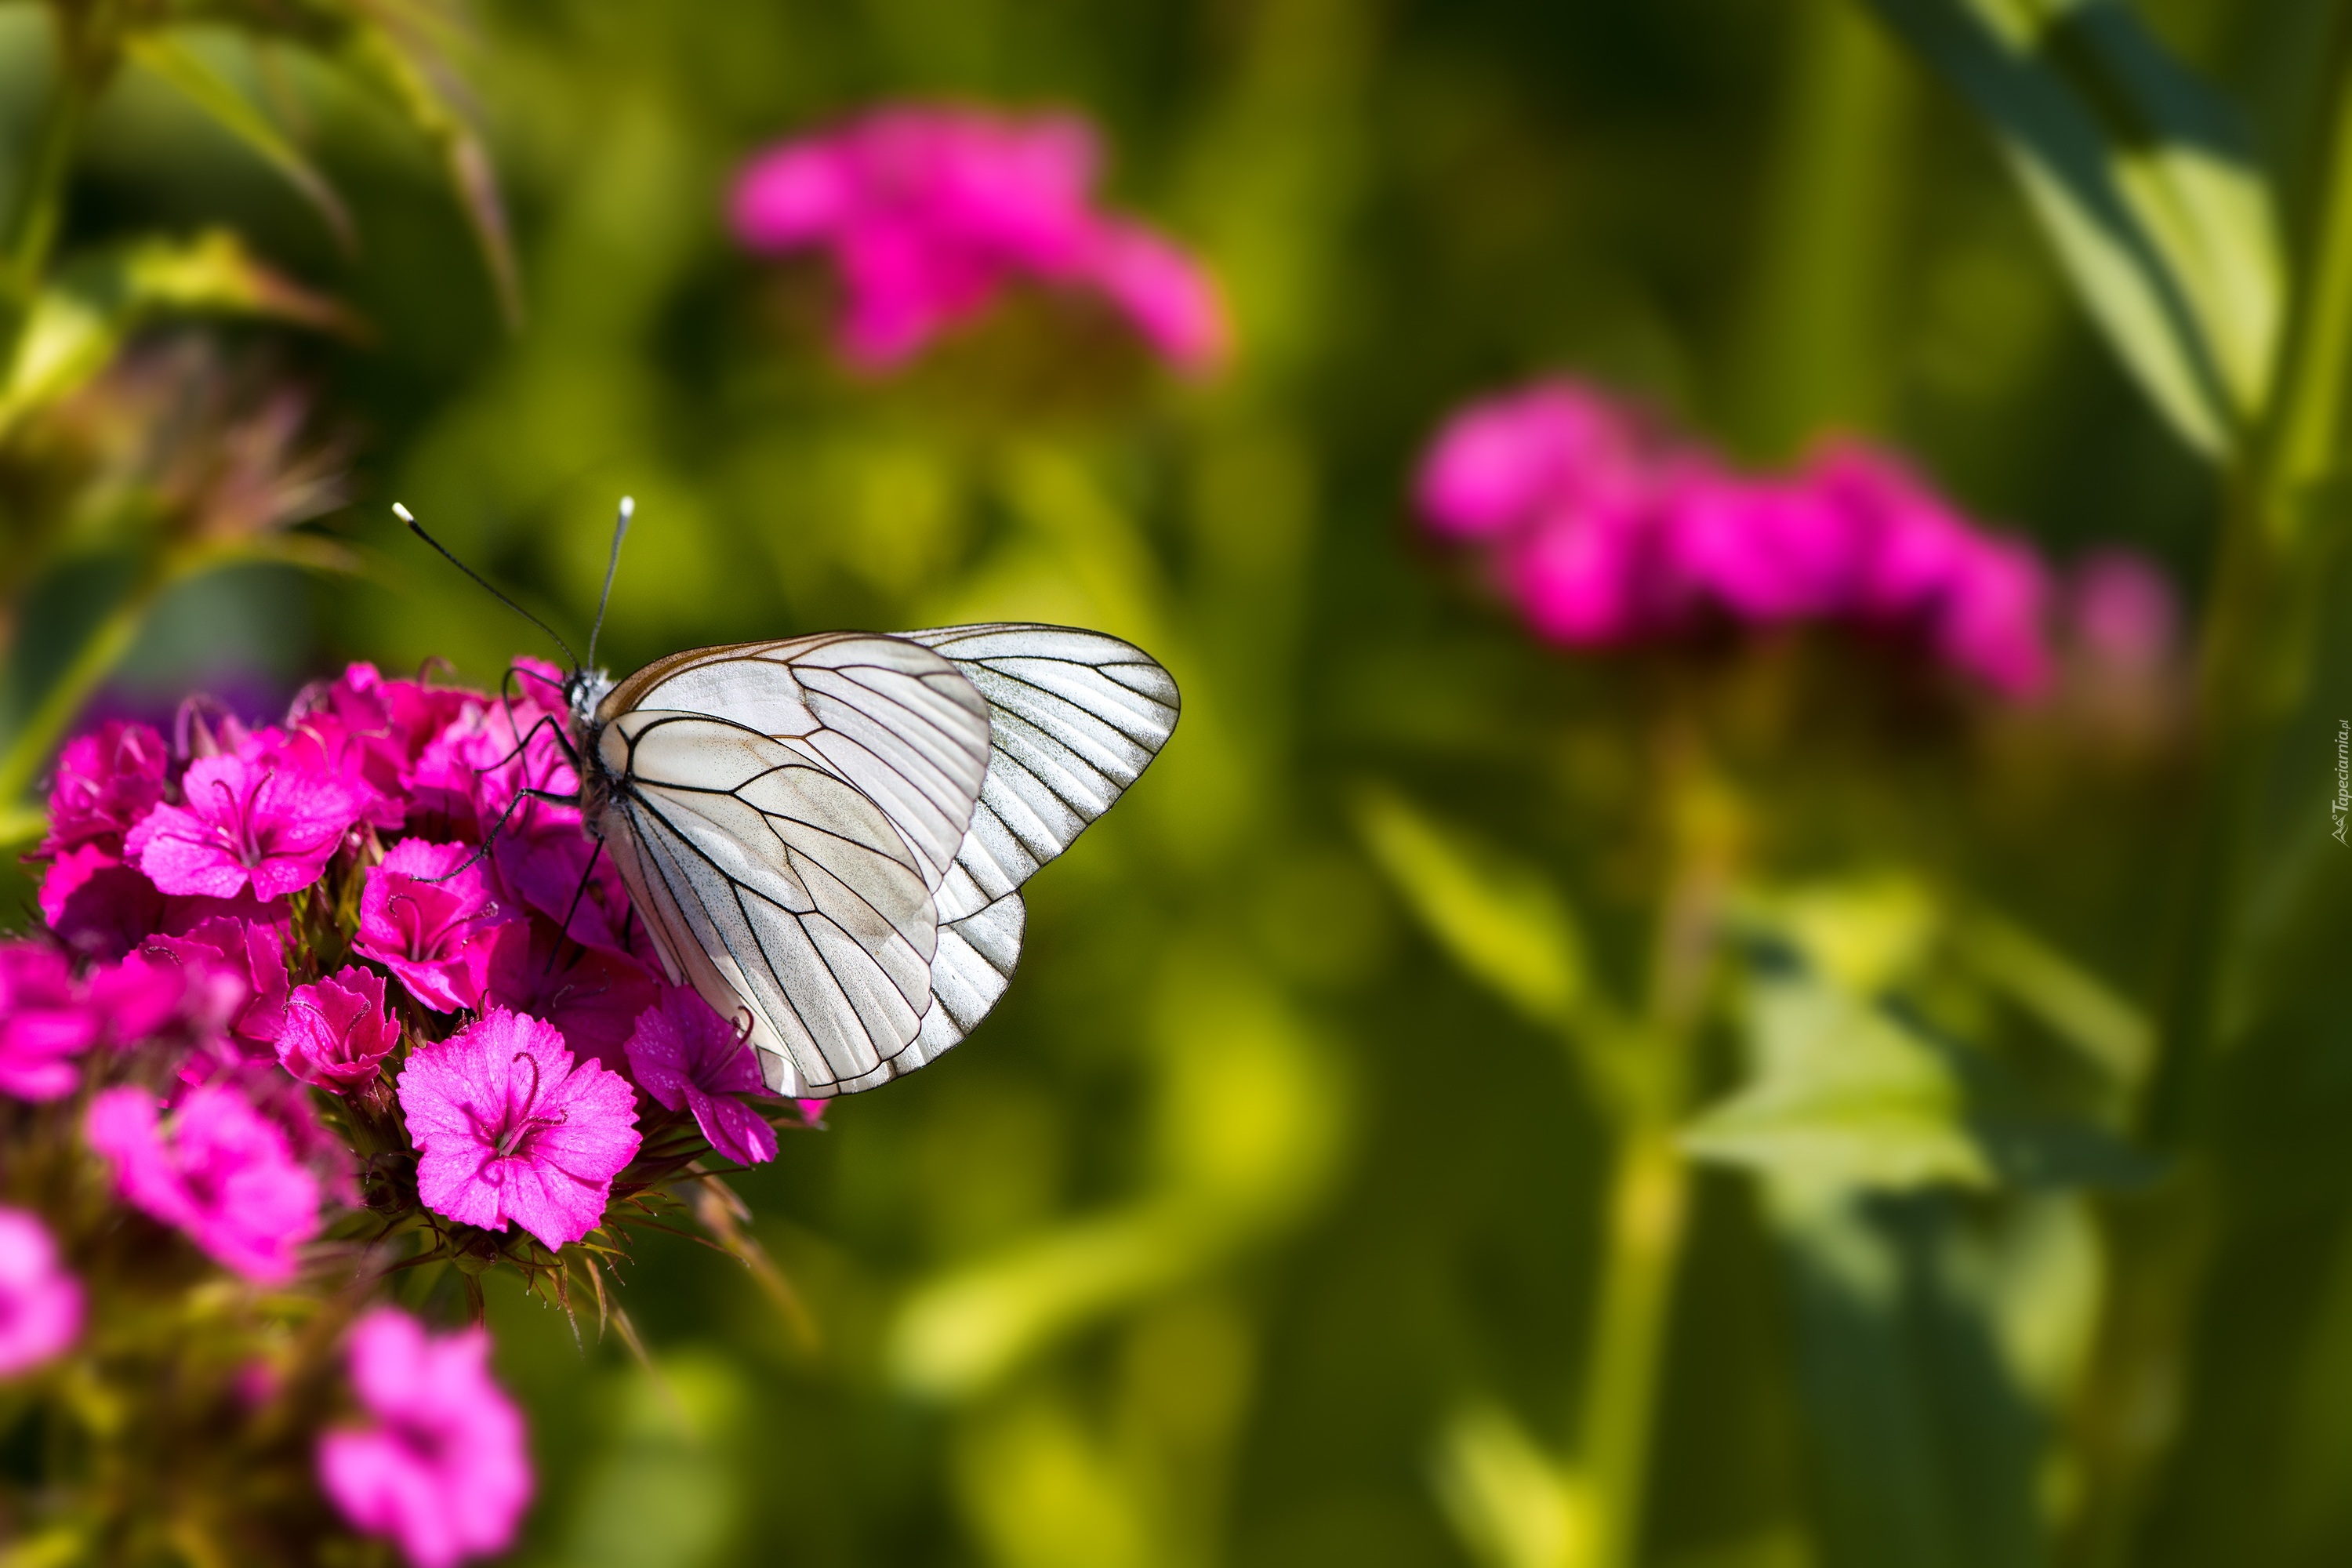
[
  {"left": 397, "top": 1009, "right": 641, "bottom": 1252},
  {"left": 731, "top": 103, "right": 1226, "bottom": 372},
  {"left": 1932, "top": 535, "right": 2054, "bottom": 699},
  {"left": 125, "top": 742, "right": 367, "bottom": 901},
  {"left": 1661, "top": 463, "right": 1868, "bottom": 621},
  {"left": 317, "top": 1308, "right": 532, "bottom": 1568},
  {"left": 1417, "top": 377, "right": 2061, "bottom": 696},
  {"left": 0, "top": 943, "right": 98, "bottom": 1101},
  {"left": 85, "top": 1083, "right": 322, "bottom": 1283},
  {"left": 40, "top": 720, "right": 169, "bottom": 858},
  {"left": 625, "top": 987, "right": 778, "bottom": 1167},
  {"left": 278, "top": 966, "right": 401, "bottom": 1091},
  {"left": 1504, "top": 495, "right": 1657, "bottom": 644},
  {"left": 0, "top": 1207, "right": 83, "bottom": 1375},
  {"left": 1417, "top": 380, "right": 1657, "bottom": 542},
  {"left": 2071, "top": 549, "right": 2179, "bottom": 674},
  {"left": 353, "top": 840, "right": 510, "bottom": 1013},
  {"left": 86, "top": 948, "right": 201, "bottom": 1044},
  {"left": 146, "top": 916, "right": 287, "bottom": 1050},
  {"left": 38, "top": 846, "right": 166, "bottom": 960}
]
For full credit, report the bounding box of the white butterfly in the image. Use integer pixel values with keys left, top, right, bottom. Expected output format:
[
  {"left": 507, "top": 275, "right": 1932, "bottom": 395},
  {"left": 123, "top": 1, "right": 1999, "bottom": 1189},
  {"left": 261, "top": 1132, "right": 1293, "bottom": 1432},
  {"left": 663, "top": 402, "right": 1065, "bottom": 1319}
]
[{"left": 399, "top": 502, "right": 1180, "bottom": 1098}]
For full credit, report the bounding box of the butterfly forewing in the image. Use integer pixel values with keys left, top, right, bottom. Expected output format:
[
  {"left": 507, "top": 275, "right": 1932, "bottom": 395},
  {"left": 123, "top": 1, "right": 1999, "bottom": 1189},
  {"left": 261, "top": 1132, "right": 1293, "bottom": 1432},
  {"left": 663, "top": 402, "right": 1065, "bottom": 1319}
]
[
  {"left": 906, "top": 623, "right": 1181, "bottom": 922},
  {"left": 591, "top": 622, "right": 1176, "bottom": 1097},
  {"left": 607, "top": 634, "right": 990, "bottom": 890}
]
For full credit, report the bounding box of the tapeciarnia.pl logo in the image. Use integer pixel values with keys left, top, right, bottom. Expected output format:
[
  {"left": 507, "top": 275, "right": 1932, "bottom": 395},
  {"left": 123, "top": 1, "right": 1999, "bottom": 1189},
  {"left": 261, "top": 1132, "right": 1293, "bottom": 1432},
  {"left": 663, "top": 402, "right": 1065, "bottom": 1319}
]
[{"left": 2336, "top": 718, "right": 2350, "bottom": 845}]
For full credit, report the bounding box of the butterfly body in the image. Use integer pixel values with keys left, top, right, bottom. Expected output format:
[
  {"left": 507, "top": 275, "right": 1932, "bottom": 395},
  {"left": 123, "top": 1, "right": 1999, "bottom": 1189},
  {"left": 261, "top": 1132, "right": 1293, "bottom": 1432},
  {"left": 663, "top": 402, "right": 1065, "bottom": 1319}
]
[{"left": 564, "top": 625, "right": 1178, "bottom": 1099}]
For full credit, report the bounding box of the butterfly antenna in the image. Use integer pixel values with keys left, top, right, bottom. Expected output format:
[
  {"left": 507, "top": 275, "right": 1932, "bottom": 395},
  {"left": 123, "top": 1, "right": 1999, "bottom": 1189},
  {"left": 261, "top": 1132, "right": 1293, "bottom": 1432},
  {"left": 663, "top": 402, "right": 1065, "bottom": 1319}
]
[
  {"left": 394, "top": 503, "right": 582, "bottom": 672},
  {"left": 586, "top": 495, "right": 633, "bottom": 673}
]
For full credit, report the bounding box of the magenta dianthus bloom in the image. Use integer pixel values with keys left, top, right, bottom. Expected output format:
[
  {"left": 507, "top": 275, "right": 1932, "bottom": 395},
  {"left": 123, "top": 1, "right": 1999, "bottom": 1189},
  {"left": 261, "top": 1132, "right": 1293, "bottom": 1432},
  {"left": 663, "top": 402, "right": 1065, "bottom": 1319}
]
[
  {"left": 353, "top": 840, "right": 510, "bottom": 1013},
  {"left": 625, "top": 987, "right": 779, "bottom": 1167},
  {"left": 125, "top": 743, "right": 366, "bottom": 901},
  {"left": 731, "top": 103, "right": 1226, "bottom": 372},
  {"left": 0, "top": 943, "right": 98, "bottom": 1102},
  {"left": 85, "top": 1083, "right": 321, "bottom": 1283},
  {"left": 40, "top": 720, "right": 169, "bottom": 858},
  {"left": 397, "top": 1009, "right": 641, "bottom": 1252},
  {"left": 278, "top": 966, "right": 401, "bottom": 1091},
  {"left": 0, "top": 1207, "right": 84, "bottom": 1375},
  {"left": 317, "top": 1308, "right": 532, "bottom": 1568},
  {"left": 146, "top": 916, "right": 288, "bottom": 1050},
  {"left": 483, "top": 920, "right": 657, "bottom": 1062}
]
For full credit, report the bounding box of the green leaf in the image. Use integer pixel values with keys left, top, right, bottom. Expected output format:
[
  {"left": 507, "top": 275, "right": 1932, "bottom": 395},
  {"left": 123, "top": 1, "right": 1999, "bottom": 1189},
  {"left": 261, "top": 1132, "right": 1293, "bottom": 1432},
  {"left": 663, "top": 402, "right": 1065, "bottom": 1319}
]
[
  {"left": 1866, "top": 0, "right": 2284, "bottom": 457},
  {"left": 1348, "top": 781, "right": 1585, "bottom": 1026},
  {"left": 343, "top": 24, "right": 524, "bottom": 331},
  {"left": 1738, "top": 874, "right": 1942, "bottom": 993},
  {"left": 0, "top": 230, "right": 361, "bottom": 434},
  {"left": 125, "top": 33, "right": 356, "bottom": 254},
  {"left": 1683, "top": 969, "right": 1994, "bottom": 1191}
]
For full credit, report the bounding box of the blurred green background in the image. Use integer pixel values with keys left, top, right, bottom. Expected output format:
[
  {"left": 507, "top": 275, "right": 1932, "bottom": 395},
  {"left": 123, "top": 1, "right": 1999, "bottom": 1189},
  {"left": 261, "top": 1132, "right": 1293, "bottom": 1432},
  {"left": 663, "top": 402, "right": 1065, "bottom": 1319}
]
[{"left": 9, "top": 0, "right": 2352, "bottom": 1563}]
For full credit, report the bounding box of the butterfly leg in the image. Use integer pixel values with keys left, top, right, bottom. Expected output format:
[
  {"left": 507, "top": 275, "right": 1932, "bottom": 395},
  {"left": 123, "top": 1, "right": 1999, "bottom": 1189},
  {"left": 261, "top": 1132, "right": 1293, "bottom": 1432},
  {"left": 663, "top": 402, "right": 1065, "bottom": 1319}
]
[
  {"left": 414, "top": 783, "right": 581, "bottom": 884},
  {"left": 543, "top": 837, "right": 608, "bottom": 977}
]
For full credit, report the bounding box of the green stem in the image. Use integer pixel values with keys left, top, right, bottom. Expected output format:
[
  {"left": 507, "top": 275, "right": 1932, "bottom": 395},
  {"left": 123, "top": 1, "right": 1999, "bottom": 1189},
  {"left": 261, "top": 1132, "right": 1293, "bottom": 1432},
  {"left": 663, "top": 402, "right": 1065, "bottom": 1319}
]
[
  {"left": 1572, "top": 1115, "right": 1691, "bottom": 1568},
  {"left": 2064, "top": 16, "right": 2352, "bottom": 1566},
  {"left": 1568, "top": 725, "right": 1723, "bottom": 1568}
]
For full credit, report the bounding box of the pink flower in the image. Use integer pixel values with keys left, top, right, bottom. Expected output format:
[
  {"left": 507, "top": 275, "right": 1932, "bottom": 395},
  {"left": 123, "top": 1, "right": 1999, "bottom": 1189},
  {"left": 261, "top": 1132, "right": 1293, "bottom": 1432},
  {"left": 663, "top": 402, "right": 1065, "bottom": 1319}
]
[
  {"left": 0, "top": 1207, "right": 83, "bottom": 1375},
  {"left": 278, "top": 967, "right": 401, "bottom": 1091},
  {"left": 2071, "top": 549, "right": 2179, "bottom": 675},
  {"left": 1087, "top": 221, "right": 1229, "bottom": 371},
  {"left": 482, "top": 920, "right": 659, "bottom": 1064},
  {"left": 38, "top": 846, "right": 167, "bottom": 961},
  {"left": 317, "top": 1308, "right": 532, "bottom": 1568},
  {"left": 40, "top": 720, "right": 169, "bottom": 857},
  {"left": 1661, "top": 464, "right": 1868, "bottom": 621},
  {"left": 1504, "top": 494, "right": 1658, "bottom": 645},
  {"left": 85, "top": 1083, "right": 322, "bottom": 1283},
  {"left": 731, "top": 103, "right": 1226, "bottom": 373},
  {"left": 125, "top": 743, "right": 366, "bottom": 901},
  {"left": 86, "top": 949, "right": 200, "bottom": 1044},
  {"left": 1417, "top": 379, "right": 1657, "bottom": 542},
  {"left": 1806, "top": 443, "right": 1982, "bottom": 622},
  {"left": 145, "top": 916, "right": 287, "bottom": 1050},
  {"left": 0, "top": 943, "right": 100, "bottom": 1101},
  {"left": 492, "top": 828, "right": 634, "bottom": 957},
  {"left": 624, "top": 988, "right": 778, "bottom": 1167},
  {"left": 407, "top": 682, "right": 579, "bottom": 842},
  {"left": 1935, "top": 535, "right": 2054, "bottom": 699},
  {"left": 397, "top": 1010, "right": 641, "bottom": 1252},
  {"left": 353, "top": 840, "right": 511, "bottom": 1013}
]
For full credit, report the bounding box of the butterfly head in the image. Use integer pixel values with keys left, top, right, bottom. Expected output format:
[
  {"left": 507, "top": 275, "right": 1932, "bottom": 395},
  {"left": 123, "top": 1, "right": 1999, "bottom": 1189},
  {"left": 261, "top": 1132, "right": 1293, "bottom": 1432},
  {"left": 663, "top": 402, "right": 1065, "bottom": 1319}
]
[{"left": 565, "top": 666, "right": 614, "bottom": 735}]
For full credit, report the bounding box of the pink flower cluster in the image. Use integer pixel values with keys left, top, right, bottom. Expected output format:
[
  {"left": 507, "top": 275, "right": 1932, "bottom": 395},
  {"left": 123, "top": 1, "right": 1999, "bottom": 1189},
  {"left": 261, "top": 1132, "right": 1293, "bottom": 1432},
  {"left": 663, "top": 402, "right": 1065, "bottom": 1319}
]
[
  {"left": 1416, "top": 379, "right": 2060, "bottom": 695},
  {"left": 732, "top": 103, "right": 1227, "bottom": 372},
  {"left": 2, "top": 659, "right": 826, "bottom": 1559}
]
